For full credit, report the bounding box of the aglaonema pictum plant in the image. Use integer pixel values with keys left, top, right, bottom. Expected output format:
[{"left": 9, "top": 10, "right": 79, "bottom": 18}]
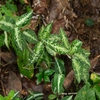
[{"left": 0, "top": 9, "right": 91, "bottom": 99}]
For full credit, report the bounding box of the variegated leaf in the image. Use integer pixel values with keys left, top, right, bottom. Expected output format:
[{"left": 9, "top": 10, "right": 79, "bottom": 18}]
[
  {"left": 60, "top": 28, "right": 70, "bottom": 50},
  {"left": 16, "top": 10, "right": 33, "bottom": 27},
  {"left": 46, "top": 45, "right": 57, "bottom": 56},
  {"left": 0, "top": 16, "right": 15, "bottom": 32},
  {"left": 23, "top": 29, "right": 38, "bottom": 44},
  {"left": 70, "top": 39, "right": 82, "bottom": 55},
  {"left": 74, "top": 50, "right": 90, "bottom": 83},
  {"left": 54, "top": 57, "right": 65, "bottom": 74},
  {"left": 38, "top": 23, "right": 52, "bottom": 41},
  {"left": 4, "top": 31, "right": 10, "bottom": 49},
  {"left": 72, "top": 49, "right": 90, "bottom": 83},
  {"left": 45, "top": 40, "right": 68, "bottom": 55},
  {"left": 0, "top": 34, "right": 5, "bottom": 47},
  {"left": 17, "top": 48, "right": 34, "bottom": 78},
  {"left": 12, "top": 27, "right": 25, "bottom": 52},
  {"left": 37, "top": 50, "right": 52, "bottom": 68},
  {"left": 48, "top": 34, "right": 61, "bottom": 43},
  {"left": 72, "top": 57, "right": 82, "bottom": 83},
  {"left": 29, "top": 42, "right": 44, "bottom": 65},
  {"left": 52, "top": 73, "right": 65, "bottom": 94},
  {"left": 38, "top": 25, "right": 45, "bottom": 37}
]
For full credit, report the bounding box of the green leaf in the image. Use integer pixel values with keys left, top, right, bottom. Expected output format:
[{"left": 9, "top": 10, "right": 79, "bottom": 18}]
[
  {"left": 0, "top": 95, "right": 4, "bottom": 100},
  {"left": 16, "top": 10, "right": 33, "bottom": 27},
  {"left": 0, "top": 12, "right": 2, "bottom": 19},
  {"left": 48, "top": 34, "right": 61, "bottom": 43},
  {"left": 23, "top": 29, "right": 38, "bottom": 44},
  {"left": 46, "top": 45, "right": 57, "bottom": 56},
  {"left": 62, "top": 95, "right": 73, "bottom": 100},
  {"left": 12, "top": 27, "right": 25, "bottom": 52},
  {"left": 26, "top": 91, "right": 43, "bottom": 100},
  {"left": 36, "top": 50, "right": 53, "bottom": 68},
  {"left": 43, "top": 75, "right": 50, "bottom": 82},
  {"left": 4, "top": 31, "right": 10, "bottom": 49},
  {"left": 44, "top": 69, "right": 55, "bottom": 76},
  {"left": 72, "top": 49, "right": 90, "bottom": 83},
  {"left": 85, "top": 18, "right": 94, "bottom": 27},
  {"left": 36, "top": 72, "right": 43, "bottom": 84},
  {"left": 54, "top": 57, "right": 65, "bottom": 74},
  {"left": 1, "top": 5, "right": 13, "bottom": 17},
  {"left": 60, "top": 28, "right": 70, "bottom": 50},
  {"left": 28, "top": 42, "right": 44, "bottom": 65},
  {"left": 38, "top": 23, "right": 52, "bottom": 41},
  {"left": 75, "top": 82, "right": 91, "bottom": 100},
  {"left": 38, "top": 25, "right": 45, "bottom": 37},
  {"left": 72, "top": 57, "right": 82, "bottom": 83},
  {"left": 93, "top": 84, "right": 100, "bottom": 99},
  {"left": 48, "top": 94, "right": 57, "bottom": 100},
  {"left": 7, "top": 90, "right": 19, "bottom": 99},
  {"left": 86, "top": 88, "right": 95, "bottom": 100},
  {"left": 45, "top": 41, "right": 68, "bottom": 56},
  {"left": 0, "top": 16, "right": 15, "bottom": 32},
  {"left": 90, "top": 73, "right": 100, "bottom": 84},
  {"left": 5, "top": 1, "right": 17, "bottom": 12},
  {"left": 52, "top": 73, "right": 65, "bottom": 94},
  {"left": 69, "top": 39, "right": 82, "bottom": 55},
  {"left": 11, "top": 91, "right": 19, "bottom": 100},
  {"left": 17, "top": 48, "right": 34, "bottom": 78},
  {"left": 0, "top": 34, "right": 5, "bottom": 47}
]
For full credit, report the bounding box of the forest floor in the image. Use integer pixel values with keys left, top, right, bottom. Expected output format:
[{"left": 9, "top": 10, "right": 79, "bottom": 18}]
[{"left": 0, "top": 0, "right": 100, "bottom": 99}]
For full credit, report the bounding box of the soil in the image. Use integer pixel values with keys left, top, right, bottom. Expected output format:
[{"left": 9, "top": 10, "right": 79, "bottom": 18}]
[{"left": 0, "top": 0, "right": 100, "bottom": 99}]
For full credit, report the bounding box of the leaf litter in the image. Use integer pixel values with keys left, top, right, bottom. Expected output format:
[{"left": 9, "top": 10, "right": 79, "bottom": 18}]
[{"left": 0, "top": 0, "right": 100, "bottom": 99}]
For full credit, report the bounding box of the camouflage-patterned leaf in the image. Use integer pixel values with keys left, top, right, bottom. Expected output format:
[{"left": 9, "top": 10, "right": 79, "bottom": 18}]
[
  {"left": 16, "top": 10, "right": 33, "bottom": 27},
  {"left": 60, "top": 28, "right": 70, "bottom": 50},
  {"left": 12, "top": 27, "right": 25, "bottom": 52},
  {"left": 72, "top": 56, "right": 82, "bottom": 83},
  {"left": 72, "top": 49, "right": 90, "bottom": 83},
  {"left": 17, "top": 48, "right": 34, "bottom": 78},
  {"left": 52, "top": 73, "right": 65, "bottom": 94},
  {"left": 23, "top": 29, "right": 38, "bottom": 44},
  {"left": 36, "top": 50, "right": 52, "bottom": 68},
  {"left": 46, "top": 45, "right": 57, "bottom": 56},
  {"left": 45, "top": 40, "right": 68, "bottom": 55},
  {"left": 0, "top": 16, "right": 15, "bottom": 32},
  {"left": 54, "top": 57, "right": 65, "bottom": 74},
  {"left": 38, "top": 25, "right": 45, "bottom": 37},
  {"left": 38, "top": 23, "right": 52, "bottom": 41},
  {"left": 4, "top": 31, "right": 10, "bottom": 49},
  {"left": 47, "top": 34, "right": 61, "bottom": 43},
  {"left": 28, "top": 42, "right": 44, "bottom": 65},
  {"left": 70, "top": 39, "right": 82, "bottom": 55}
]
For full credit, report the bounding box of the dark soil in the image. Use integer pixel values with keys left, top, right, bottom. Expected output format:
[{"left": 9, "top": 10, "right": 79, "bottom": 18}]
[{"left": 0, "top": 0, "right": 100, "bottom": 99}]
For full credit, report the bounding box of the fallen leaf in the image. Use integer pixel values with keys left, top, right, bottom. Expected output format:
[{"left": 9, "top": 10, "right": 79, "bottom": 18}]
[
  {"left": 63, "top": 70, "right": 74, "bottom": 89},
  {"left": 33, "top": 0, "right": 49, "bottom": 15},
  {"left": 0, "top": 52, "right": 16, "bottom": 63},
  {"left": 6, "top": 71, "right": 22, "bottom": 95},
  {"left": 90, "top": 55, "right": 100, "bottom": 71}
]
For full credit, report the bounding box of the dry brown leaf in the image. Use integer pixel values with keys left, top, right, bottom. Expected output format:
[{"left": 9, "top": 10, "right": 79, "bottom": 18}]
[
  {"left": 47, "top": 0, "right": 69, "bottom": 23},
  {"left": 0, "top": 52, "right": 16, "bottom": 63},
  {"left": 33, "top": 0, "right": 49, "bottom": 15},
  {"left": 63, "top": 70, "right": 74, "bottom": 89},
  {"left": 6, "top": 71, "right": 22, "bottom": 95},
  {"left": 22, "top": 78, "right": 43, "bottom": 92},
  {"left": 89, "top": 55, "right": 100, "bottom": 75},
  {"left": 47, "top": 0, "right": 77, "bottom": 23},
  {"left": 52, "top": 19, "right": 65, "bottom": 33}
]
